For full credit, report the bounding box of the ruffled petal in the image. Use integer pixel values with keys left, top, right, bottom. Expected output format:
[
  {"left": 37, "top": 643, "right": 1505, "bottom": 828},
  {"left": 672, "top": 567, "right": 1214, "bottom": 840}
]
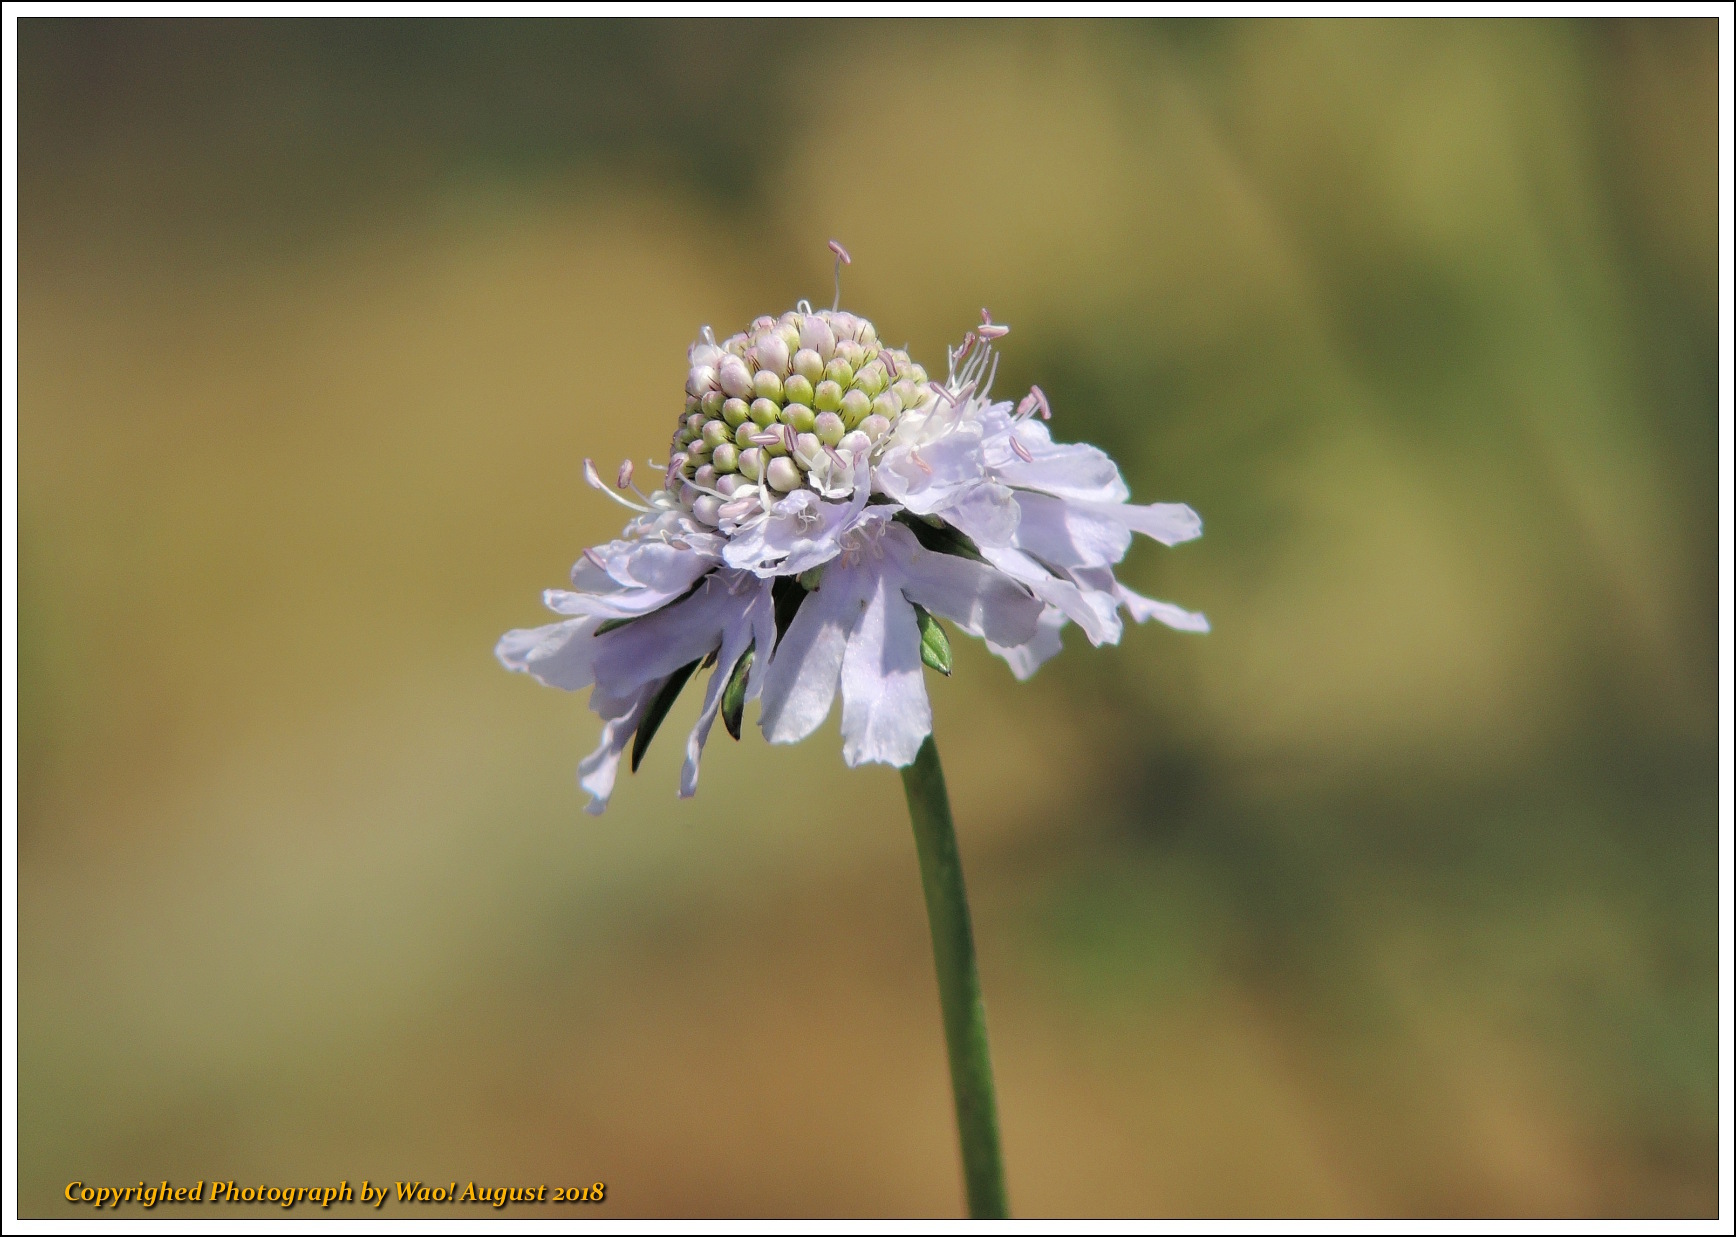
[
  {"left": 983, "top": 414, "right": 1130, "bottom": 504},
  {"left": 874, "top": 411, "right": 987, "bottom": 515},
  {"left": 979, "top": 544, "right": 1122, "bottom": 646},
  {"left": 758, "top": 565, "right": 867, "bottom": 746},
  {"left": 988, "top": 606, "right": 1069, "bottom": 681},
  {"left": 1009, "top": 491, "right": 1134, "bottom": 571},
  {"left": 578, "top": 684, "right": 655, "bottom": 815},
  {"left": 839, "top": 564, "right": 931, "bottom": 768},
  {"left": 588, "top": 571, "right": 749, "bottom": 695},
  {"left": 1077, "top": 499, "right": 1203, "bottom": 547},
  {"left": 1118, "top": 583, "right": 1211, "bottom": 632},
  {"left": 679, "top": 581, "right": 772, "bottom": 797},
  {"left": 495, "top": 616, "right": 605, "bottom": 690},
  {"left": 889, "top": 526, "right": 1045, "bottom": 648}
]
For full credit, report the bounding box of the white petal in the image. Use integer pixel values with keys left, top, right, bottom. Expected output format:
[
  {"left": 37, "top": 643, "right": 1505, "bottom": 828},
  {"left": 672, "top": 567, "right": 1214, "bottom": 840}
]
[
  {"left": 839, "top": 565, "right": 932, "bottom": 768},
  {"left": 937, "top": 481, "right": 1020, "bottom": 548},
  {"left": 758, "top": 565, "right": 867, "bottom": 746},
  {"left": 495, "top": 617, "right": 604, "bottom": 690},
  {"left": 589, "top": 572, "right": 742, "bottom": 694},
  {"left": 577, "top": 685, "right": 654, "bottom": 815},
  {"left": 1077, "top": 499, "right": 1203, "bottom": 547},
  {"left": 979, "top": 544, "right": 1122, "bottom": 646},
  {"left": 1118, "top": 583, "right": 1210, "bottom": 632},
  {"left": 988, "top": 606, "right": 1069, "bottom": 681},
  {"left": 1011, "top": 491, "right": 1133, "bottom": 570},
  {"left": 984, "top": 415, "right": 1130, "bottom": 503},
  {"left": 888, "top": 524, "right": 1044, "bottom": 648},
  {"left": 679, "top": 614, "right": 755, "bottom": 799}
]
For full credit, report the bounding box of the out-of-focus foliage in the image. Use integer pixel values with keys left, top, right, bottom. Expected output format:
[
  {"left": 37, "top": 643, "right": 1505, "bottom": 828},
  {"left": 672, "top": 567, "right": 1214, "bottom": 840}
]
[{"left": 18, "top": 18, "right": 1718, "bottom": 1217}]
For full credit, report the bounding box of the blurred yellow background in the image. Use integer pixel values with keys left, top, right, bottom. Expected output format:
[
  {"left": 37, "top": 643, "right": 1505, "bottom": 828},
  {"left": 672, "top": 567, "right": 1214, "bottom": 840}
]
[{"left": 17, "top": 17, "right": 1719, "bottom": 1217}]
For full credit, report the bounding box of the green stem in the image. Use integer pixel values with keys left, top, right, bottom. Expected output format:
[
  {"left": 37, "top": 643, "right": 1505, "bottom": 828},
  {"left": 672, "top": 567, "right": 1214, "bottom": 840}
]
[{"left": 901, "top": 734, "right": 1009, "bottom": 1219}]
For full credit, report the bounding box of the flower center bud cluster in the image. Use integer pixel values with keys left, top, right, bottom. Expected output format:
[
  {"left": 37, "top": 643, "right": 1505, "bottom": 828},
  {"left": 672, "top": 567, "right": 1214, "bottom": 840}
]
[{"left": 669, "top": 307, "right": 932, "bottom": 522}]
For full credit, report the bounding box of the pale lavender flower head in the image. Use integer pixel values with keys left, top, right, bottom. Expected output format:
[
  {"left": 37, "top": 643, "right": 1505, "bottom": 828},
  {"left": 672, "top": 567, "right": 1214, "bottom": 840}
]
[{"left": 499, "top": 285, "right": 1206, "bottom": 812}]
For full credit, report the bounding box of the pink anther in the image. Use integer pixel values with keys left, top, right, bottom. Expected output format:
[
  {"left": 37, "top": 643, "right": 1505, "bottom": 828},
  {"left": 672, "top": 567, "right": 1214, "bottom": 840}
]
[
  {"left": 616, "top": 459, "right": 635, "bottom": 489},
  {"left": 828, "top": 240, "right": 852, "bottom": 264},
  {"left": 1010, "top": 434, "right": 1034, "bottom": 462}
]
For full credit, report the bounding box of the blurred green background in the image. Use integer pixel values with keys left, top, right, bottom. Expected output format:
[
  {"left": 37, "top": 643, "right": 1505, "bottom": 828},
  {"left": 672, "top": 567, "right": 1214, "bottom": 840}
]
[{"left": 17, "top": 17, "right": 1719, "bottom": 1218}]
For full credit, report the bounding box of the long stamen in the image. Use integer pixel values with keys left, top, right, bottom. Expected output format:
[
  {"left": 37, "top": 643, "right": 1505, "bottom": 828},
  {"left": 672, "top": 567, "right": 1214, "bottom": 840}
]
[
  {"left": 977, "top": 309, "right": 1009, "bottom": 341},
  {"left": 829, "top": 240, "right": 851, "bottom": 312},
  {"left": 584, "top": 458, "right": 653, "bottom": 512}
]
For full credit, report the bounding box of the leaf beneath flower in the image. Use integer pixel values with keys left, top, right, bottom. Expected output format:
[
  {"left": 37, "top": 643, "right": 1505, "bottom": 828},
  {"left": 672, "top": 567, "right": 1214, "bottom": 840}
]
[
  {"left": 720, "top": 647, "right": 754, "bottom": 741},
  {"left": 631, "top": 656, "right": 702, "bottom": 773},
  {"left": 912, "top": 604, "right": 953, "bottom": 676}
]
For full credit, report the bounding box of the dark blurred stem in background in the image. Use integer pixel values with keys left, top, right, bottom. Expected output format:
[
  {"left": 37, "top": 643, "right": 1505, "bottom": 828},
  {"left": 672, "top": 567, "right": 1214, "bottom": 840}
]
[{"left": 902, "top": 735, "right": 1009, "bottom": 1220}]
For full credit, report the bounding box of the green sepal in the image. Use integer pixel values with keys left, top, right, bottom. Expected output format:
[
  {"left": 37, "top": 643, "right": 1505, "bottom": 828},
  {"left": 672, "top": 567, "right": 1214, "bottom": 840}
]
[
  {"left": 631, "top": 656, "right": 702, "bottom": 773},
  {"left": 797, "top": 566, "right": 825, "bottom": 591},
  {"left": 595, "top": 616, "right": 635, "bottom": 635},
  {"left": 720, "top": 647, "right": 754, "bottom": 741},
  {"left": 913, "top": 604, "right": 953, "bottom": 676}
]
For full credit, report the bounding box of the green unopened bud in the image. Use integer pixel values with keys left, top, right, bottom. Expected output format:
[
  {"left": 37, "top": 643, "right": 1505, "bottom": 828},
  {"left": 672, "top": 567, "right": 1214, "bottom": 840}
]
[
  {"left": 755, "top": 335, "right": 790, "bottom": 376},
  {"left": 792, "top": 348, "right": 825, "bottom": 384},
  {"left": 906, "top": 364, "right": 928, "bottom": 387},
  {"left": 814, "top": 380, "right": 844, "bottom": 412},
  {"left": 840, "top": 388, "right": 871, "bottom": 427},
  {"left": 859, "top": 413, "right": 891, "bottom": 441},
  {"left": 824, "top": 357, "right": 854, "bottom": 388},
  {"left": 701, "top": 390, "right": 726, "bottom": 418},
  {"left": 766, "top": 457, "right": 802, "bottom": 491},
  {"left": 799, "top": 315, "right": 836, "bottom": 360},
  {"left": 750, "top": 398, "right": 780, "bottom": 428},
  {"left": 794, "top": 431, "right": 822, "bottom": 465},
  {"left": 718, "top": 355, "right": 754, "bottom": 399},
  {"left": 782, "top": 374, "right": 815, "bottom": 407},
  {"left": 913, "top": 605, "right": 952, "bottom": 675},
  {"left": 701, "top": 419, "right": 731, "bottom": 449},
  {"left": 720, "top": 647, "right": 753, "bottom": 741},
  {"left": 777, "top": 323, "right": 800, "bottom": 353},
  {"left": 738, "top": 447, "right": 764, "bottom": 481},
  {"left": 721, "top": 397, "right": 750, "bottom": 427},
  {"left": 892, "top": 380, "right": 921, "bottom": 410},
  {"left": 836, "top": 340, "right": 865, "bottom": 371},
  {"left": 710, "top": 443, "right": 739, "bottom": 473},
  {"left": 814, "top": 411, "right": 846, "bottom": 446},
  {"left": 734, "top": 422, "right": 758, "bottom": 449},
  {"left": 685, "top": 395, "right": 701, "bottom": 415},
  {"left": 783, "top": 402, "right": 816, "bottom": 433},
  {"left": 686, "top": 413, "right": 707, "bottom": 436},
  {"left": 870, "top": 391, "right": 901, "bottom": 422},
  {"left": 853, "top": 360, "right": 888, "bottom": 396},
  {"left": 694, "top": 463, "right": 717, "bottom": 488},
  {"left": 753, "top": 370, "right": 784, "bottom": 403}
]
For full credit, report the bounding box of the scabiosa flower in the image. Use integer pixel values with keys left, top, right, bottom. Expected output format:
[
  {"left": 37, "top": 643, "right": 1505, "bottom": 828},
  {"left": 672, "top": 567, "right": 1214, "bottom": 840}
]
[
  {"left": 498, "top": 245, "right": 1210, "bottom": 1217},
  {"left": 498, "top": 295, "right": 1206, "bottom": 810}
]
